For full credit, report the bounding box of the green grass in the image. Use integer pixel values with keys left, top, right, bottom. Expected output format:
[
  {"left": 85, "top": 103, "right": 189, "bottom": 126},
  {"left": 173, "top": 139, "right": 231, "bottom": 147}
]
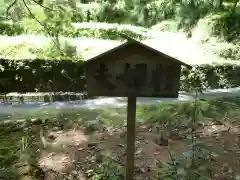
[
  {"left": 2, "top": 96, "right": 240, "bottom": 125},
  {"left": 138, "top": 97, "right": 240, "bottom": 125}
]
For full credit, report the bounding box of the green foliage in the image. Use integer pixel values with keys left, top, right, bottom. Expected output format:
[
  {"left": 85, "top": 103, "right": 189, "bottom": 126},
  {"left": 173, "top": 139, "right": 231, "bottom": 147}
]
[
  {"left": 0, "top": 121, "right": 43, "bottom": 180},
  {"left": 219, "top": 44, "right": 240, "bottom": 60},
  {"left": 0, "top": 21, "right": 148, "bottom": 40},
  {"left": 0, "top": 58, "right": 240, "bottom": 93},
  {"left": 154, "top": 95, "right": 240, "bottom": 180},
  {"left": 96, "top": 0, "right": 127, "bottom": 23},
  {"left": 138, "top": 97, "right": 240, "bottom": 131},
  {"left": 0, "top": 21, "right": 24, "bottom": 35},
  {"left": 42, "top": 1, "right": 74, "bottom": 40},
  {"left": 5, "top": 0, "right": 28, "bottom": 22},
  {"left": 0, "top": 41, "right": 32, "bottom": 58},
  {"left": 0, "top": 0, "right": 239, "bottom": 39},
  {"left": 180, "top": 65, "right": 240, "bottom": 91},
  {"left": 90, "top": 157, "right": 124, "bottom": 180},
  {"left": 176, "top": 0, "right": 213, "bottom": 32},
  {"left": 92, "top": 0, "right": 177, "bottom": 27},
  {"left": 156, "top": 147, "right": 217, "bottom": 180},
  {"left": 0, "top": 58, "right": 85, "bottom": 93},
  {"left": 20, "top": 18, "right": 42, "bottom": 34},
  {"left": 99, "top": 108, "right": 126, "bottom": 126},
  {"left": 1, "top": 0, "right": 240, "bottom": 44},
  {"left": 29, "top": 40, "right": 81, "bottom": 61},
  {"left": 133, "top": 0, "right": 177, "bottom": 27},
  {"left": 62, "top": 25, "right": 148, "bottom": 40},
  {"left": 27, "top": 5, "right": 47, "bottom": 21},
  {"left": 0, "top": 39, "right": 82, "bottom": 61},
  {"left": 0, "top": 97, "right": 240, "bottom": 179},
  {"left": 72, "top": 3, "right": 102, "bottom": 22},
  {"left": 0, "top": 135, "right": 19, "bottom": 167},
  {"left": 0, "top": 0, "right": 240, "bottom": 95},
  {"left": 211, "top": 11, "right": 240, "bottom": 41}
]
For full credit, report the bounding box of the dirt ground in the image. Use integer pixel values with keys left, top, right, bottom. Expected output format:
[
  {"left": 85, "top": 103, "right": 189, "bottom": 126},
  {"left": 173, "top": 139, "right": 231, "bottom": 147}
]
[{"left": 38, "top": 121, "right": 240, "bottom": 180}]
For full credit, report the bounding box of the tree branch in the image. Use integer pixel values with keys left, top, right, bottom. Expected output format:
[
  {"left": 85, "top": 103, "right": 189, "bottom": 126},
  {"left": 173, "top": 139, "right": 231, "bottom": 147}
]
[
  {"left": 22, "top": 0, "right": 61, "bottom": 50},
  {"left": 6, "top": 0, "right": 18, "bottom": 18},
  {"left": 31, "top": 0, "right": 57, "bottom": 11}
]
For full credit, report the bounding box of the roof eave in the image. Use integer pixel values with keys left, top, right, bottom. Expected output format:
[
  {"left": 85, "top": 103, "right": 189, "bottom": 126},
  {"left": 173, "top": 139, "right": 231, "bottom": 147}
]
[{"left": 84, "top": 35, "right": 192, "bottom": 69}]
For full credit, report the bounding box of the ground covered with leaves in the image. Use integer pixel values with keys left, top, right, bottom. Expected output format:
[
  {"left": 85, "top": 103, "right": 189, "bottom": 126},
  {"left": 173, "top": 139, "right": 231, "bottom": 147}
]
[{"left": 1, "top": 97, "right": 240, "bottom": 179}]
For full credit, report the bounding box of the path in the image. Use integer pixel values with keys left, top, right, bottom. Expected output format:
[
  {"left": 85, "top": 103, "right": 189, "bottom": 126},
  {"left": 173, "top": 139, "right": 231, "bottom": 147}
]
[{"left": 1, "top": 87, "right": 240, "bottom": 113}]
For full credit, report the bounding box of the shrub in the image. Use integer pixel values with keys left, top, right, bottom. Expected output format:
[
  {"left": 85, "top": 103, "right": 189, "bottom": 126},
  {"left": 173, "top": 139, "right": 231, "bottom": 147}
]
[
  {"left": 5, "top": 0, "right": 27, "bottom": 22},
  {"left": 211, "top": 11, "right": 240, "bottom": 41},
  {"left": 0, "top": 41, "right": 34, "bottom": 58},
  {"left": 0, "top": 20, "right": 148, "bottom": 40},
  {"left": 0, "top": 21, "right": 24, "bottom": 35},
  {"left": 62, "top": 26, "right": 148, "bottom": 40},
  {"left": 90, "top": 157, "right": 124, "bottom": 180},
  {"left": 0, "top": 58, "right": 85, "bottom": 93},
  {"left": 219, "top": 45, "right": 240, "bottom": 60},
  {"left": 72, "top": 3, "right": 102, "bottom": 22},
  {"left": 180, "top": 65, "right": 240, "bottom": 91},
  {"left": 96, "top": 1, "right": 127, "bottom": 23},
  {"left": 140, "top": 0, "right": 176, "bottom": 27},
  {"left": 176, "top": 0, "right": 213, "bottom": 32},
  {"left": 20, "top": 18, "right": 42, "bottom": 34},
  {"left": 0, "top": 58, "right": 240, "bottom": 93},
  {"left": 29, "top": 40, "right": 81, "bottom": 62}
]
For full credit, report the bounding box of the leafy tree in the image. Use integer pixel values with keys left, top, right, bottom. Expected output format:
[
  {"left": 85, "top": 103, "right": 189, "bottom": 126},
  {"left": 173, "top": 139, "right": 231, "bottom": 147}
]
[
  {"left": 213, "top": 0, "right": 224, "bottom": 9},
  {"left": 42, "top": 0, "right": 74, "bottom": 45},
  {"left": 232, "top": 0, "right": 240, "bottom": 12}
]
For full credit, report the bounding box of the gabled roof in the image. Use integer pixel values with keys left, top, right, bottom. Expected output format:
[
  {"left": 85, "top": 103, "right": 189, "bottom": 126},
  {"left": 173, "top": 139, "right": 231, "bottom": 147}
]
[{"left": 85, "top": 35, "right": 192, "bottom": 68}]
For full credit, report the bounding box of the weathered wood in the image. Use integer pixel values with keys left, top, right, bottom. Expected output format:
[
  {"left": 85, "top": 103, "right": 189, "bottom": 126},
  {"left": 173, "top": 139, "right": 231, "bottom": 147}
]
[
  {"left": 126, "top": 96, "right": 136, "bottom": 180},
  {"left": 86, "top": 41, "right": 182, "bottom": 97},
  {"left": 85, "top": 37, "right": 191, "bottom": 180}
]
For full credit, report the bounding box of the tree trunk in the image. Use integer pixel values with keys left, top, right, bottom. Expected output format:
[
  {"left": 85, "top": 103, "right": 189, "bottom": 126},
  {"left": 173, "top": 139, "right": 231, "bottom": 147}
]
[
  {"left": 213, "top": 0, "right": 224, "bottom": 9},
  {"left": 232, "top": 0, "right": 239, "bottom": 13}
]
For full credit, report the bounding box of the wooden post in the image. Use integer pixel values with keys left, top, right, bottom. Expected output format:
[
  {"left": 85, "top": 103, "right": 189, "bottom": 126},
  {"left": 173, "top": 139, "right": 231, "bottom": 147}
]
[{"left": 126, "top": 96, "right": 137, "bottom": 180}]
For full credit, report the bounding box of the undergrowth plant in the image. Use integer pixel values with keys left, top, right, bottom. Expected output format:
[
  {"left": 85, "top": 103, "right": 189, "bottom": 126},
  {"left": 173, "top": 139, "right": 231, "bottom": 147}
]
[
  {"left": 0, "top": 119, "right": 45, "bottom": 180},
  {"left": 155, "top": 91, "right": 216, "bottom": 180},
  {"left": 155, "top": 90, "right": 240, "bottom": 180},
  {"left": 90, "top": 157, "right": 124, "bottom": 180},
  {"left": 29, "top": 40, "right": 81, "bottom": 61}
]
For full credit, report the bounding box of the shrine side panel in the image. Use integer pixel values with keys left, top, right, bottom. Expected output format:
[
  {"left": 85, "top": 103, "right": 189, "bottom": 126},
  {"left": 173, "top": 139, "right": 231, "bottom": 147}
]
[{"left": 86, "top": 55, "right": 181, "bottom": 97}]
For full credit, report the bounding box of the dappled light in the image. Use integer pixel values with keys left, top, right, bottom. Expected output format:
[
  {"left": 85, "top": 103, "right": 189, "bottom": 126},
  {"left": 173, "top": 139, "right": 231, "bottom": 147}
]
[
  {"left": 1, "top": 96, "right": 240, "bottom": 179},
  {"left": 50, "top": 130, "right": 88, "bottom": 148},
  {"left": 38, "top": 129, "right": 88, "bottom": 179},
  {"left": 39, "top": 153, "right": 73, "bottom": 173},
  {"left": 1, "top": 0, "right": 240, "bottom": 179}
]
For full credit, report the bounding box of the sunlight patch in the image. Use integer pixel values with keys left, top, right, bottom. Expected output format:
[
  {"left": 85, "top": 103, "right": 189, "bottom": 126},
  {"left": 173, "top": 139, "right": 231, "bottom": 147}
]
[{"left": 39, "top": 152, "right": 73, "bottom": 173}]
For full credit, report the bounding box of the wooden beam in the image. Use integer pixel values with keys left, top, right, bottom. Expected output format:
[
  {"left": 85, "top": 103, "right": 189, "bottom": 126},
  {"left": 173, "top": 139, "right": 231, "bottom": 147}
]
[{"left": 126, "top": 96, "right": 137, "bottom": 180}]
